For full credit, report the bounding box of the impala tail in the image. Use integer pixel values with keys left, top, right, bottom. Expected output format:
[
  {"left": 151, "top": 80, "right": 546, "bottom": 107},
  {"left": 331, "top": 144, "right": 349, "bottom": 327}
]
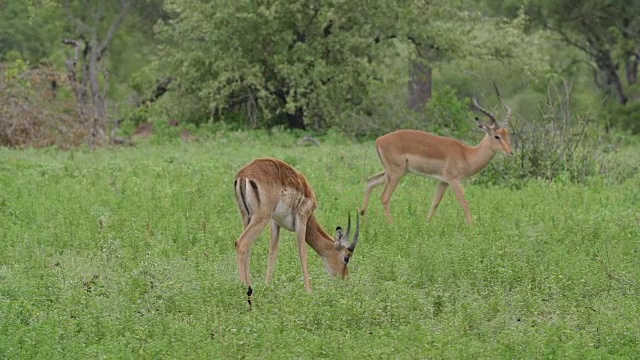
[{"left": 234, "top": 177, "right": 259, "bottom": 228}]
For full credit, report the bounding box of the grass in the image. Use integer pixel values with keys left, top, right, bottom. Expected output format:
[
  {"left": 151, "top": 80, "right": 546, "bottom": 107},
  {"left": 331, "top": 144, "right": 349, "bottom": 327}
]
[{"left": 0, "top": 131, "right": 639, "bottom": 358}]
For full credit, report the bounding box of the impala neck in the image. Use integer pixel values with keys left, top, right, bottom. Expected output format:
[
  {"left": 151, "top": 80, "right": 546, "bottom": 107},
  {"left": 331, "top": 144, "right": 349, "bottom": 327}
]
[
  {"left": 304, "top": 215, "right": 336, "bottom": 257},
  {"left": 467, "top": 134, "right": 498, "bottom": 176}
]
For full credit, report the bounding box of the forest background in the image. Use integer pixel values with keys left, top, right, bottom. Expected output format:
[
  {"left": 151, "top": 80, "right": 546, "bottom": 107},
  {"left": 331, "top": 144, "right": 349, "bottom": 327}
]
[{"left": 1, "top": 0, "right": 639, "bottom": 155}]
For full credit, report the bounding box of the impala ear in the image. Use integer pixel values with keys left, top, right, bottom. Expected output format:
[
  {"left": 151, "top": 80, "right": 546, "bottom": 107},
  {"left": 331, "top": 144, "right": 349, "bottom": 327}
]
[
  {"left": 334, "top": 226, "right": 344, "bottom": 244},
  {"left": 475, "top": 117, "right": 488, "bottom": 132}
]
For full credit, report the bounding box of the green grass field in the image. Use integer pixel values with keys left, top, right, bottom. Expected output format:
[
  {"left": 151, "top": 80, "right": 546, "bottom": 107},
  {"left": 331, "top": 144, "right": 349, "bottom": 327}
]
[{"left": 1, "top": 132, "right": 639, "bottom": 358}]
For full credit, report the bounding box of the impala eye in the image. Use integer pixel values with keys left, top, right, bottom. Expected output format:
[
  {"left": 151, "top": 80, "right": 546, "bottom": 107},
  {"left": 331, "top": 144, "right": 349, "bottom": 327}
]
[
  {"left": 494, "top": 135, "right": 501, "bottom": 140},
  {"left": 343, "top": 256, "right": 350, "bottom": 264}
]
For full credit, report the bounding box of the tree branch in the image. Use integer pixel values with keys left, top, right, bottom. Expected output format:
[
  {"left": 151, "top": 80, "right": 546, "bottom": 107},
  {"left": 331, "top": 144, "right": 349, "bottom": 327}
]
[
  {"left": 62, "top": 38, "right": 88, "bottom": 119},
  {"left": 545, "top": 22, "right": 598, "bottom": 58},
  {"left": 93, "top": 0, "right": 104, "bottom": 40},
  {"left": 97, "top": 0, "right": 135, "bottom": 56}
]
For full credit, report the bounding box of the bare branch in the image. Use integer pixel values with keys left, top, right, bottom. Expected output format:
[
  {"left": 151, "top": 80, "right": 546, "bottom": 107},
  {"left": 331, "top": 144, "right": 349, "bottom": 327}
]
[
  {"left": 93, "top": 0, "right": 104, "bottom": 38},
  {"left": 62, "top": 39, "right": 82, "bottom": 97},
  {"left": 544, "top": 22, "right": 597, "bottom": 58},
  {"left": 97, "top": 0, "right": 135, "bottom": 56},
  {"left": 492, "top": 82, "right": 512, "bottom": 125}
]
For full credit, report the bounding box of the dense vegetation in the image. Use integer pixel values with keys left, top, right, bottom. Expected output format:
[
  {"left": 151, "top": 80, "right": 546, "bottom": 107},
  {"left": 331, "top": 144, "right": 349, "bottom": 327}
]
[
  {"left": 2, "top": 1, "right": 639, "bottom": 183},
  {"left": 1, "top": 1, "right": 639, "bottom": 140}
]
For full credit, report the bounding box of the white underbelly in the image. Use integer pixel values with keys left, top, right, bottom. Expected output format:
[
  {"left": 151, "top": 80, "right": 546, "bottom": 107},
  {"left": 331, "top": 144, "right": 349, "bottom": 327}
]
[
  {"left": 272, "top": 201, "right": 296, "bottom": 231},
  {"left": 406, "top": 154, "right": 448, "bottom": 182},
  {"left": 407, "top": 166, "right": 448, "bottom": 183}
]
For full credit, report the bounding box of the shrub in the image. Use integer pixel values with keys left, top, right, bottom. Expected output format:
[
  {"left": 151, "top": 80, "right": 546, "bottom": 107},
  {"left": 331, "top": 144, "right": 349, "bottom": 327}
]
[
  {"left": 604, "top": 99, "right": 640, "bottom": 135},
  {"left": 0, "top": 61, "right": 87, "bottom": 148},
  {"left": 335, "top": 85, "right": 473, "bottom": 139}
]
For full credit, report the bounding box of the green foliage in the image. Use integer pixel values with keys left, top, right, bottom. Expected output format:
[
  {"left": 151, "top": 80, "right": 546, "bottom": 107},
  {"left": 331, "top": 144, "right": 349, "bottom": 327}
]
[
  {"left": 1, "top": 0, "right": 169, "bottom": 130},
  {"left": 3, "top": 58, "right": 29, "bottom": 84},
  {"left": 605, "top": 96, "right": 640, "bottom": 135},
  {"left": 0, "top": 137, "right": 639, "bottom": 358},
  {"left": 0, "top": 1, "right": 64, "bottom": 63},
  {"left": 332, "top": 84, "right": 474, "bottom": 139},
  {"left": 533, "top": 0, "right": 640, "bottom": 105},
  {"left": 0, "top": 0, "right": 637, "bottom": 153},
  {"left": 153, "top": 0, "right": 562, "bottom": 131},
  {"left": 156, "top": 0, "right": 404, "bottom": 128},
  {"left": 424, "top": 86, "right": 476, "bottom": 137}
]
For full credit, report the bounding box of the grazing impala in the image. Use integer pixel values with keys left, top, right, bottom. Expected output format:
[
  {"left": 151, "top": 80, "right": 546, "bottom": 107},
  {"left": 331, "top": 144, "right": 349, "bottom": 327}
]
[
  {"left": 234, "top": 158, "right": 359, "bottom": 307},
  {"left": 360, "top": 92, "right": 513, "bottom": 225}
]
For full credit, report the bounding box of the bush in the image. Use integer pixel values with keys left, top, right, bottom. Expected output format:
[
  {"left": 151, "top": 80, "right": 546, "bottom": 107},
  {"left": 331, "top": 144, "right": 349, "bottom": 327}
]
[
  {"left": 0, "top": 61, "right": 87, "bottom": 148},
  {"left": 335, "top": 85, "right": 474, "bottom": 139},
  {"left": 604, "top": 100, "right": 640, "bottom": 135}
]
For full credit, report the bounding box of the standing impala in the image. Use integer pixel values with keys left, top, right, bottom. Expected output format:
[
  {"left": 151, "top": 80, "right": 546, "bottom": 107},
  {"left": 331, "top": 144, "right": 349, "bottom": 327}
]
[
  {"left": 360, "top": 93, "right": 513, "bottom": 225},
  {"left": 234, "top": 158, "right": 359, "bottom": 307}
]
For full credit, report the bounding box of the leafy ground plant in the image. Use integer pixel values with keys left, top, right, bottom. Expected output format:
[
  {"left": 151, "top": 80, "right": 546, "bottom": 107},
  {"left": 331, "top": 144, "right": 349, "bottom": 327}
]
[{"left": 0, "top": 133, "right": 639, "bottom": 358}]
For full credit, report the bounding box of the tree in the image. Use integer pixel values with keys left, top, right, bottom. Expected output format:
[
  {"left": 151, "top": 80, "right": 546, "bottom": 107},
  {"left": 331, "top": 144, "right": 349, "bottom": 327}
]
[
  {"left": 495, "top": 0, "right": 640, "bottom": 106},
  {"left": 155, "top": 0, "right": 555, "bottom": 132},
  {"left": 403, "top": 0, "right": 555, "bottom": 112},
  {"left": 63, "top": 0, "right": 135, "bottom": 147},
  {"left": 157, "top": 0, "right": 404, "bottom": 129},
  {"left": 402, "top": 0, "right": 473, "bottom": 111}
]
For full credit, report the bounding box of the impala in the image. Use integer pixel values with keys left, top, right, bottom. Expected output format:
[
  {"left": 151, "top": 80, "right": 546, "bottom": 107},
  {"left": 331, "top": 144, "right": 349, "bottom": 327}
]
[
  {"left": 234, "top": 158, "right": 359, "bottom": 307},
  {"left": 360, "top": 93, "right": 513, "bottom": 225}
]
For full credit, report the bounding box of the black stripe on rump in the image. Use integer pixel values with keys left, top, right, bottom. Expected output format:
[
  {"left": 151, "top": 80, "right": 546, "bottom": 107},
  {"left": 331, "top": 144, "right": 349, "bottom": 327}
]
[{"left": 249, "top": 180, "right": 260, "bottom": 206}]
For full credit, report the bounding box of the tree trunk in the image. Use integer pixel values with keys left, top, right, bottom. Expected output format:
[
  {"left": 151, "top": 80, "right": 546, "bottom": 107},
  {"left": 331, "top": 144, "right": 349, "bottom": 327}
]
[
  {"left": 626, "top": 49, "right": 639, "bottom": 86},
  {"left": 63, "top": 0, "right": 133, "bottom": 147},
  {"left": 287, "top": 106, "right": 306, "bottom": 130},
  {"left": 407, "top": 47, "right": 432, "bottom": 111},
  {"left": 89, "top": 54, "right": 105, "bottom": 119},
  {"left": 596, "top": 50, "right": 628, "bottom": 105}
]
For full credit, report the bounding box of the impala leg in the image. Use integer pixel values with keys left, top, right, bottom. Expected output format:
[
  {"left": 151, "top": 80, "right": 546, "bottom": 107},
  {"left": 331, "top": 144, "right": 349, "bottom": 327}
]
[
  {"left": 450, "top": 181, "right": 472, "bottom": 225},
  {"left": 265, "top": 220, "right": 281, "bottom": 284},
  {"left": 427, "top": 181, "right": 449, "bottom": 222},
  {"left": 361, "top": 171, "right": 386, "bottom": 215},
  {"left": 294, "top": 215, "right": 312, "bottom": 293},
  {"left": 235, "top": 217, "right": 269, "bottom": 306},
  {"left": 380, "top": 174, "right": 402, "bottom": 224}
]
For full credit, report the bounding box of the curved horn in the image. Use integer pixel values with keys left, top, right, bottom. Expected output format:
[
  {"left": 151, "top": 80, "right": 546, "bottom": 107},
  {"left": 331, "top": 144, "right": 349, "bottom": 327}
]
[
  {"left": 472, "top": 97, "right": 499, "bottom": 129},
  {"left": 347, "top": 213, "right": 360, "bottom": 251},
  {"left": 493, "top": 82, "right": 512, "bottom": 125},
  {"left": 344, "top": 213, "right": 351, "bottom": 243}
]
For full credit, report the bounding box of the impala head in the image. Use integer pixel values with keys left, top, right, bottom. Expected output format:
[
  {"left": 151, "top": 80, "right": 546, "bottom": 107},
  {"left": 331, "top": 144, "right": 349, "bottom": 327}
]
[
  {"left": 327, "top": 213, "right": 360, "bottom": 278},
  {"left": 474, "top": 116, "right": 512, "bottom": 156},
  {"left": 472, "top": 83, "right": 513, "bottom": 156}
]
